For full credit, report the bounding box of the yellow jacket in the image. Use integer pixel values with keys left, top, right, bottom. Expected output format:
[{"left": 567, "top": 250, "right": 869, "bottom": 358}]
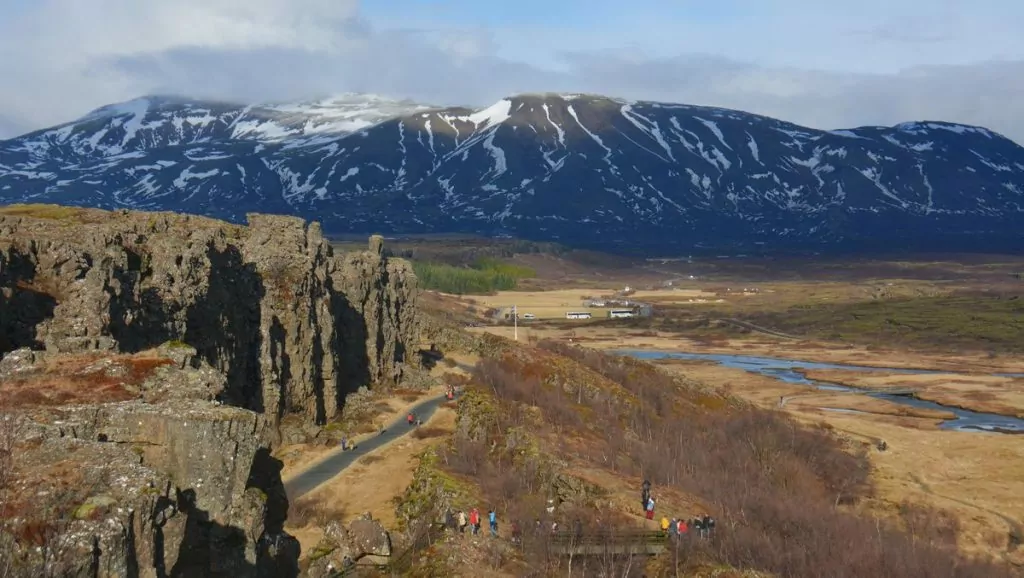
[{"left": 660, "top": 517, "right": 670, "bottom": 530}]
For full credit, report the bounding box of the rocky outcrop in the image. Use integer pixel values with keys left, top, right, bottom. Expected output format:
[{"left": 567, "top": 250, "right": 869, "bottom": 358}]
[
  {"left": 0, "top": 349, "right": 298, "bottom": 577},
  {"left": 304, "top": 516, "right": 393, "bottom": 577},
  {"left": 0, "top": 206, "right": 419, "bottom": 425}
]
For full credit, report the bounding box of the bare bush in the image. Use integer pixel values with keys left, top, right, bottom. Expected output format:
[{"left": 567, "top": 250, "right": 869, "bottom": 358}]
[
  {"left": 288, "top": 497, "right": 345, "bottom": 528},
  {"left": 459, "top": 344, "right": 1015, "bottom": 578}
]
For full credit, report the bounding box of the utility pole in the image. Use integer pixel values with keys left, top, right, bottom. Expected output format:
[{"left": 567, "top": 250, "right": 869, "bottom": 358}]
[{"left": 513, "top": 304, "right": 518, "bottom": 341}]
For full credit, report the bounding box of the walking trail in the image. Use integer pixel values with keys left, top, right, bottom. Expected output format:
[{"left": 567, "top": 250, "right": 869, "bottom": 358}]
[{"left": 284, "top": 391, "right": 453, "bottom": 500}]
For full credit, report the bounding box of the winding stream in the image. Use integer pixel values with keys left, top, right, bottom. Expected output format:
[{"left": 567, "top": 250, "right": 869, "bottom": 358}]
[{"left": 617, "top": 350, "right": 1024, "bottom": 434}]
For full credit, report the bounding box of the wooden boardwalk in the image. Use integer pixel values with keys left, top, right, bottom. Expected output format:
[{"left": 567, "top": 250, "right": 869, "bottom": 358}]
[{"left": 547, "top": 530, "right": 671, "bottom": 556}]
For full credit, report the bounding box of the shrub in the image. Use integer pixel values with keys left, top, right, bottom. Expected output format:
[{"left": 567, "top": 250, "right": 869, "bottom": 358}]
[{"left": 450, "top": 343, "right": 1015, "bottom": 578}]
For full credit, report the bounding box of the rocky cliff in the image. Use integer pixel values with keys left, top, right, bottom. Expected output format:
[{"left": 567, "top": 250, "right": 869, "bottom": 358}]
[
  {"left": 0, "top": 206, "right": 420, "bottom": 576},
  {"left": 0, "top": 346, "right": 299, "bottom": 577},
  {"left": 0, "top": 204, "right": 419, "bottom": 425}
]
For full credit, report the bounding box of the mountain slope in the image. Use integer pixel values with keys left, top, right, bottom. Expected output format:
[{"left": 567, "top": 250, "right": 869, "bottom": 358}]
[{"left": 2, "top": 93, "right": 1023, "bottom": 254}]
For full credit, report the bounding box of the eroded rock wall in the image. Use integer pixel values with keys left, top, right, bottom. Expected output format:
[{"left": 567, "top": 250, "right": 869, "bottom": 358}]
[
  {"left": 0, "top": 207, "right": 419, "bottom": 424},
  {"left": 0, "top": 350, "right": 298, "bottom": 578}
]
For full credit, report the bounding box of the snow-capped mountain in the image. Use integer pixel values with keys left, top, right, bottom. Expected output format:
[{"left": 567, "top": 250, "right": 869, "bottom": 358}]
[{"left": 2, "top": 93, "right": 1023, "bottom": 254}]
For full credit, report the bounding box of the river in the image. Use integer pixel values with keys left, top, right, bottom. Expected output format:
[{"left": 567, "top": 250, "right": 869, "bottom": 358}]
[{"left": 617, "top": 350, "right": 1024, "bottom": 434}]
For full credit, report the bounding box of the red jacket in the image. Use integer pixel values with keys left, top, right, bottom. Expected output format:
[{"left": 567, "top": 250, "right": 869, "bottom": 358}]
[{"left": 470, "top": 510, "right": 479, "bottom": 525}]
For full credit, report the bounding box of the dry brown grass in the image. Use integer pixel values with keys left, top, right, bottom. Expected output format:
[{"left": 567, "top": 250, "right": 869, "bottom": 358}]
[
  {"left": 655, "top": 359, "right": 1024, "bottom": 564},
  {"left": 0, "top": 352, "right": 172, "bottom": 408},
  {"left": 410, "top": 426, "right": 449, "bottom": 440},
  {"left": 289, "top": 495, "right": 346, "bottom": 528},
  {"left": 434, "top": 342, "right": 1015, "bottom": 577}
]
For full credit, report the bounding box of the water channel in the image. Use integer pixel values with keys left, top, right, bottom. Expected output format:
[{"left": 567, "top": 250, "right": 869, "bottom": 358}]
[{"left": 617, "top": 350, "right": 1024, "bottom": 434}]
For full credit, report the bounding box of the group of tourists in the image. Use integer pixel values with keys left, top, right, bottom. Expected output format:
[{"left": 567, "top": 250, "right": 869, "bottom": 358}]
[
  {"left": 660, "top": 514, "right": 716, "bottom": 540},
  {"left": 445, "top": 507, "right": 499, "bottom": 538},
  {"left": 643, "top": 479, "right": 717, "bottom": 540}
]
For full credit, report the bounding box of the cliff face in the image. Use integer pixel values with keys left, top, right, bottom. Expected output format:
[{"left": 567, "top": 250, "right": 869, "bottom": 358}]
[
  {"left": 0, "top": 205, "right": 419, "bottom": 425},
  {"left": 0, "top": 347, "right": 299, "bottom": 577}
]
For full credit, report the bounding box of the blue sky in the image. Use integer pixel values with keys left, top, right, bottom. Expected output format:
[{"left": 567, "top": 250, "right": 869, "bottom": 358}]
[{"left": 1, "top": 0, "right": 1023, "bottom": 141}]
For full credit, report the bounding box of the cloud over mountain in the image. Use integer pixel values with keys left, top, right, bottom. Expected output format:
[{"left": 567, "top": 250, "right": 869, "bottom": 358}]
[{"left": 1, "top": 0, "right": 1023, "bottom": 143}]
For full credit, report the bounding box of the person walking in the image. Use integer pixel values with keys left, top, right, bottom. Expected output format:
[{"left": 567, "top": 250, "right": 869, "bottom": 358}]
[
  {"left": 668, "top": 518, "right": 678, "bottom": 541},
  {"left": 703, "top": 515, "right": 715, "bottom": 538},
  {"left": 469, "top": 508, "right": 480, "bottom": 535},
  {"left": 407, "top": 412, "right": 415, "bottom": 426},
  {"left": 660, "top": 515, "right": 670, "bottom": 535},
  {"left": 340, "top": 436, "right": 348, "bottom": 451},
  {"left": 488, "top": 509, "right": 498, "bottom": 537},
  {"left": 457, "top": 510, "right": 467, "bottom": 534},
  {"left": 677, "top": 518, "right": 688, "bottom": 537},
  {"left": 511, "top": 520, "right": 522, "bottom": 546},
  {"left": 693, "top": 516, "right": 706, "bottom": 539},
  {"left": 645, "top": 497, "right": 655, "bottom": 520}
]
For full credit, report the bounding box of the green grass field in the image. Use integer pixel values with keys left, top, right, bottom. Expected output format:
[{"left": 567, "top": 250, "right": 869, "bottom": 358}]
[{"left": 748, "top": 294, "right": 1024, "bottom": 353}]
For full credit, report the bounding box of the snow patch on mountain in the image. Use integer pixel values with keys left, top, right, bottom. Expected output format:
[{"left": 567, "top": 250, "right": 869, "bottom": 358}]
[{"left": 2, "top": 92, "right": 1023, "bottom": 252}]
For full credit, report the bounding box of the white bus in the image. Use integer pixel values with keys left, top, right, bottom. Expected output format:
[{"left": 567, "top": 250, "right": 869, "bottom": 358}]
[
  {"left": 609, "top": 309, "right": 635, "bottom": 318},
  {"left": 565, "top": 311, "right": 592, "bottom": 320}
]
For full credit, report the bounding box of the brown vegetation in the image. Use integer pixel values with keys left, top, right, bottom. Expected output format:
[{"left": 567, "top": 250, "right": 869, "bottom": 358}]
[
  {"left": 433, "top": 342, "right": 1016, "bottom": 577},
  {"left": 289, "top": 495, "right": 346, "bottom": 528},
  {"left": 0, "top": 353, "right": 172, "bottom": 408}
]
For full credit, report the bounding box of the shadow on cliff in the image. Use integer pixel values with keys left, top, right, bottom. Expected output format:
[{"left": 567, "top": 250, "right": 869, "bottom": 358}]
[
  {"left": 248, "top": 448, "right": 300, "bottom": 577},
  {"left": 142, "top": 452, "right": 298, "bottom": 578},
  {"left": 108, "top": 243, "right": 267, "bottom": 412},
  {"left": 331, "top": 290, "right": 371, "bottom": 413},
  {"left": 184, "top": 245, "right": 266, "bottom": 413},
  {"left": 0, "top": 249, "right": 58, "bottom": 355}
]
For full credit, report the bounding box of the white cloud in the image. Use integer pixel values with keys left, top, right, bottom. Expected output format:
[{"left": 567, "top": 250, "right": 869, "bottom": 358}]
[{"left": 1, "top": 0, "right": 1023, "bottom": 144}]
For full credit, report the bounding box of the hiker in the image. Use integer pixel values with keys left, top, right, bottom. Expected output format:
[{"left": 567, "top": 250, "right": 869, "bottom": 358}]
[
  {"left": 573, "top": 518, "right": 583, "bottom": 541},
  {"left": 645, "top": 496, "right": 655, "bottom": 520},
  {"left": 511, "top": 520, "right": 522, "bottom": 545},
  {"left": 550, "top": 521, "right": 559, "bottom": 534},
  {"left": 469, "top": 508, "right": 480, "bottom": 535},
  {"left": 660, "top": 516, "right": 670, "bottom": 535},
  {"left": 457, "top": 510, "right": 467, "bottom": 533},
  {"left": 704, "top": 515, "right": 716, "bottom": 537},
  {"left": 407, "top": 412, "right": 415, "bottom": 426},
  {"left": 693, "top": 516, "right": 706, "bottom": 538},
  {"left": 340, "top": 436, "right": 348, "bottom": 451},
  {"left": 546, "top": 499, "right": 555, "bottom": 515},
  {"left": 444, "top": 508, "right": 454, "bottom": 531},
  {"left": 534, "top": 518, "right": 542, "bottom": 535},
  {"left": 668, "top": 518, "right": 678, "bottom": 540},
  {"left": 489, "top": 509, "right": 498, "bottom": 537},
  {"left": 641, "top": 479, "right": 651, "bottom": 510},
  {"left": 677, "top": 518, "right": 688, "bottom": 537}
]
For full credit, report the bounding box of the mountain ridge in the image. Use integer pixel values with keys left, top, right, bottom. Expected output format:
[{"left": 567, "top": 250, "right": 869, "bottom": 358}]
[{"left": 2, "top": 92, "right": 1022, "bottom": 255}]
